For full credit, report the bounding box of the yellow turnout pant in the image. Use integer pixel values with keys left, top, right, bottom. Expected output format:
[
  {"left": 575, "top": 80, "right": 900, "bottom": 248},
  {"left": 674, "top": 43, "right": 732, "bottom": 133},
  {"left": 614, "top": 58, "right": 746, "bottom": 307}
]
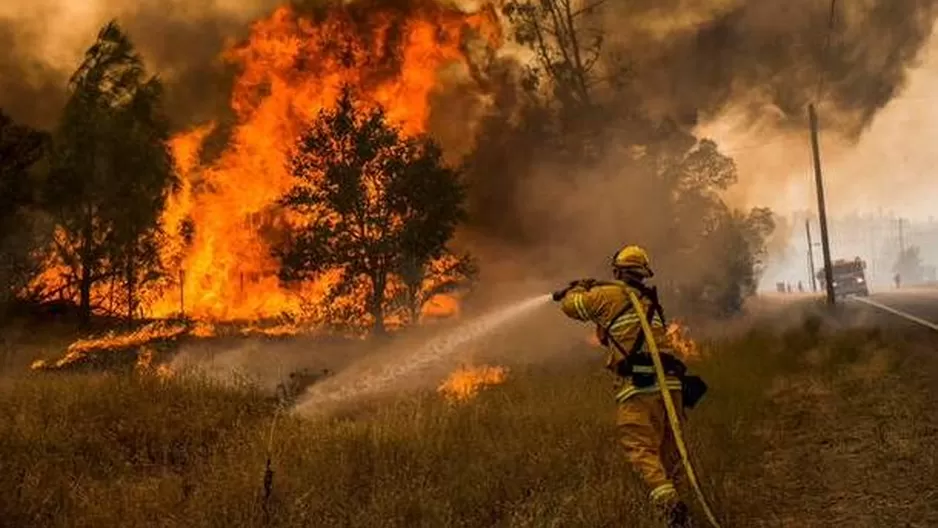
[{"left": 617, "top": 390, "right": 685, "bottom": 507}]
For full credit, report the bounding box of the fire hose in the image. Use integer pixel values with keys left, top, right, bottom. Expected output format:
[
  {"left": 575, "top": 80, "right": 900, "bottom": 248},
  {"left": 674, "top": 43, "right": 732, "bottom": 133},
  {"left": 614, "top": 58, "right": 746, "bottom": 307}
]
[{"left": 553, "top": 281, "right": 721, "bottom": 527}]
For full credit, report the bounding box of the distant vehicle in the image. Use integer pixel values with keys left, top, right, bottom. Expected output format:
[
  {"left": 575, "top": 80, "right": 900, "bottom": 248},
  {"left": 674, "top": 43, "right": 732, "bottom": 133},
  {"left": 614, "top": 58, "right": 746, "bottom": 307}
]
[{"left": 818, "top": 257, "right": 869, "bottom": 298}]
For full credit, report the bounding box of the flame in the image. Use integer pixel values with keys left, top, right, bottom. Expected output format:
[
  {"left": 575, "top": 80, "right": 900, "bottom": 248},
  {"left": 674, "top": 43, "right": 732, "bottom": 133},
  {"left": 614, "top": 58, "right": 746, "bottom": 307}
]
[
  {"left": 31, "top": 320, "right": 188, "bottom": 370},
  {"left": 144, "top": 3, "right": 500, "bottom": 324},
  {"left": 437, "top": 364, "right": 508, "bottom": 403},
  {"left": 134, "top": 346, "right": 174, "bottom": 380},
  {"left": 190, "top": 320, "right": 217, "bottom": 338},
  {"left": 423, "top": 294, "right": 462, "bottom": 320},
  {"left": 666, "top": 321, "right": 700, "bottom": 359},
  {"left": 240, "top": 322, "right": 301, "bottom": 338}
]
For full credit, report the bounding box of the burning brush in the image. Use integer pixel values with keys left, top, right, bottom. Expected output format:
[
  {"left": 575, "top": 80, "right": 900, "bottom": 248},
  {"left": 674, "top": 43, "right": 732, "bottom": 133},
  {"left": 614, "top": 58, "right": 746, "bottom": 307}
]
[
  {"left": 30, "top": 320, "right": 190, "bottom": 371},
  {"left": 666, "top": 321, "right": 700, "bottom": 359},
  {"left": 437, "top": 364, "right": 508, "bottom": 403},
  {"left": 134, "top": 347, "right": 174, "bottom": 380}
]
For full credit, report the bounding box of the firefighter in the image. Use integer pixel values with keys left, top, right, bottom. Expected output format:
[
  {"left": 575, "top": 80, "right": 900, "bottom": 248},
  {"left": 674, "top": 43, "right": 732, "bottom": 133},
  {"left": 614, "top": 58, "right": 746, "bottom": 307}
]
[{"left": 553, "top": 245, "right": 702, "bottom": 528}]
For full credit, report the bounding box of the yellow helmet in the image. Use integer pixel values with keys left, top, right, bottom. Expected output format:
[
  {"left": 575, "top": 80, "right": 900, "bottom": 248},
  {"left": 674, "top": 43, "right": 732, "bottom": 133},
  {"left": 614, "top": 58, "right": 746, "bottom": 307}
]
[{"left": 612, "top": 245, "right": 653, "bottom": 277}]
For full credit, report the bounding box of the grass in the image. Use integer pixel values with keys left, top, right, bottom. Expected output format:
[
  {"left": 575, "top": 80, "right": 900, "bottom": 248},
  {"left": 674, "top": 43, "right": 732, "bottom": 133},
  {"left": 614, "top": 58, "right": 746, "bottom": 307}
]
[{"left": 1, "top": 306, "right": 937, "bottom": 527}]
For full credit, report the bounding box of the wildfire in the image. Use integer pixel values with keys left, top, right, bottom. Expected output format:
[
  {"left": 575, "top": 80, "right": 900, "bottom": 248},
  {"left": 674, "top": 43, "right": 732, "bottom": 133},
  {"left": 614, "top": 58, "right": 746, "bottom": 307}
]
[
  {"left": 666, "top": 321, "right": 700, "bottom": 359},
  {"left": 134, "top": 347, "right": 174, "bottom": 380},
  {"left": 240, "top": 322, "right": 302, "bottom": 338},
  {"left": 30, "top": 319, "right": 221, "bottom": 372},
  {"left": 31, "top": 320, "right": 189, "bottom": 370},
  {"left": 145, "top": 2, "right": 501, "bottom": 324},
  {"left": 437, "top": 364, "right": 508, "bottom": 403}
]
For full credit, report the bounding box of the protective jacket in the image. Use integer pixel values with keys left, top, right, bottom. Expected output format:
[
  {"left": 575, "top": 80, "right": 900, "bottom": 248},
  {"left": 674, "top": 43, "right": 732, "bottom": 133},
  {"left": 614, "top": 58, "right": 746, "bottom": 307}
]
[{"left": 559, "top": 280, "right": 683, "bottom": 403}]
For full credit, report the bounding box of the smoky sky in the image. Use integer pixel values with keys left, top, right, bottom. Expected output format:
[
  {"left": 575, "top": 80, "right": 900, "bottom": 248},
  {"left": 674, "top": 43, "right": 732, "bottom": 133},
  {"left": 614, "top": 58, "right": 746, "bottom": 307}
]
[
  {"left": 0, "top": 0, "right": 279, "bottom": 129},
  {"left": 605, "top": 0, "right": 938, "bottom": 139},
  {"left": 1, "top": 0, "right": 935, "bottom": 139}
]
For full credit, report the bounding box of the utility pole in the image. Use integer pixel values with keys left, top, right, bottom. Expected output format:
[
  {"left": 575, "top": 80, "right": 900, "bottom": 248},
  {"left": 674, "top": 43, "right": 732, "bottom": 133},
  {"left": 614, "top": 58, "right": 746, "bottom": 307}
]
[
  {"left": 806, "top": 219, "right": 817, "bottom": 292},
  {"left": 809, "top": 104, "right": 836, "bottom": 305}
]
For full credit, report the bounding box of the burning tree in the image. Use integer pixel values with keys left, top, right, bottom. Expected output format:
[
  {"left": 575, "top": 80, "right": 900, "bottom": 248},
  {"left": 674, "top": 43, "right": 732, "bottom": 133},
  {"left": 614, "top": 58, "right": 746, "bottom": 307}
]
[
  {"left": 42, "top": 22, "right": 176, "bottom": 326},
  {"left": 278, "top": 86, "right": 472, "bottom": 335}
]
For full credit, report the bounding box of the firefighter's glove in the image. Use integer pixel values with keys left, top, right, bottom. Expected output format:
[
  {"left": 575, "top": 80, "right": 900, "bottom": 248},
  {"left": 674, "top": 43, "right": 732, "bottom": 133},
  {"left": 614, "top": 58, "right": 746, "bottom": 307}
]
[
  {"left": 551, "top": 278, "right": 597, "bottom": 301},
  {"left": 551, "top": 280, "right": 578, "bottom": 301}
]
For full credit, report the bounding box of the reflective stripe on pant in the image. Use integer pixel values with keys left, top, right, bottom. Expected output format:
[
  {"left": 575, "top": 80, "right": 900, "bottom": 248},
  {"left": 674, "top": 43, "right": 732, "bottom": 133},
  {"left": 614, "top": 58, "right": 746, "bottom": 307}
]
[{"left": 617, "top": 390, "right": 685, "bottom": 506}]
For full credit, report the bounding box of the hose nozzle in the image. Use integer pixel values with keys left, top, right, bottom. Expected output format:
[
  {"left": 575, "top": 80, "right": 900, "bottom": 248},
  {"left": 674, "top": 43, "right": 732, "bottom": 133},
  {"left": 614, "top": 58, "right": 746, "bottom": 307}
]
[{"left": 551, "top": 280, "right": 581, "bottom": 301}]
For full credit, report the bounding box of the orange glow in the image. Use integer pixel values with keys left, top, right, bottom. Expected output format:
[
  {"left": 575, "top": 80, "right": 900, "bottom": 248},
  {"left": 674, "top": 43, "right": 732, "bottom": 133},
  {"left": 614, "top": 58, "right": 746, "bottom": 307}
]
[
  {"left": 240, "top": 322, "right": 301, "bottom": 338},
  {"left": 31, "top": 320, "right": 188, "bottom": 370},
  {"left": 437, "top": 364, "right": 508, "bottom": 403},
  {"left": 190, "top": 320, "right": 217, "bottom": 338},
  {"left": 666, "top": 321, "right": 700, "bottom": 359},
  {"left": 422, "top": 294, "right": 462, "bottom": 320},
  {"left": 28, "top": 3, "right": 498, "bottom": 328},
  {"left": 144, "top": 3, "right": 499, "bottom": 324},
  {"left": 586, "top": 331, "right": 602, "bottom": 347},
  {"left": 134, "top": 346, "right": 174, "bottom": 380}
]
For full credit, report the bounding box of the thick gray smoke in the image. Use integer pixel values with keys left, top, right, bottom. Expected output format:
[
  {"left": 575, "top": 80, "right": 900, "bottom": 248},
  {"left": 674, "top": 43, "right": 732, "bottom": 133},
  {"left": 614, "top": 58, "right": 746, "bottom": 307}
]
[
  {"left": 607, "top": 0, "right": 938, "bottom": 139},
  {"left": 2, "top": 0, "right": 934, "bottom": 134},
  {"left": 0, "top": 0, "right": 278, "bottom": 128}
]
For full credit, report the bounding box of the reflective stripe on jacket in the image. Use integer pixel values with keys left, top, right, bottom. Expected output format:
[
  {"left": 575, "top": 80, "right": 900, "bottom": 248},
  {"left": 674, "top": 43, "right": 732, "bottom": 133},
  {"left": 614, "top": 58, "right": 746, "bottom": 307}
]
[{"left": 559, "top": 280, "right": 680, "bottom": 402}]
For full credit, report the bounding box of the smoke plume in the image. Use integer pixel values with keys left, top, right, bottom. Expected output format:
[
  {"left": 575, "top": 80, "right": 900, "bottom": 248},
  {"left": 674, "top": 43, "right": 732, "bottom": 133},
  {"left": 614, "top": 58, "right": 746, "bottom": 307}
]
[
  {"left": 598, "top": 0, "right": 938, "bottom": 138},
  {"left": 0, "top": 0, "right": 278, "bottom": 128},
  {"left": 2, "top": 0, "right": 933, "bottom": 134}
]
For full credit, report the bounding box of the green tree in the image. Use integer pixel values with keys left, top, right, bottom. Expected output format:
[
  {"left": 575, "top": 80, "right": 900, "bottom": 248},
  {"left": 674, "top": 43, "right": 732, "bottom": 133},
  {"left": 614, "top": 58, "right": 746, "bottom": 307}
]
[
  {"left": 471, "top": 4, "right": 775, "bottom": 317},
  {"left": 631, "top": 129, "right": 774, "bottom": 316},
  {"left": 278, "top": 86, "right": 472, "bottom": 335},
  {"left": 44, "top": 22, "right": 176, "bottom": 326},
  {"left": 701, "top": 207, "right": 775, "bottom": 315},
  {"left": 0, "top": 110, "right": 49, "bottom": 312}
]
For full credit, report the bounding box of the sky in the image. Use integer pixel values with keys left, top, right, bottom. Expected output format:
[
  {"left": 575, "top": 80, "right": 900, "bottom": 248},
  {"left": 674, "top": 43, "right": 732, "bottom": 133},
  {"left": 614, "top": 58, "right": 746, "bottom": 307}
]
[{"left": 702, "top": 35, "right": 938, "bottom": 222}]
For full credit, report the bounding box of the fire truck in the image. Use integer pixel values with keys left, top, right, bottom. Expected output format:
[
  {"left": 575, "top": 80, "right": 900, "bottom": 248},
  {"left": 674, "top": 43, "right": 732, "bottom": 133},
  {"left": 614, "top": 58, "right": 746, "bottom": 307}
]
[{"left": 817, "top": 257, "right": 869, "bottom": 299}]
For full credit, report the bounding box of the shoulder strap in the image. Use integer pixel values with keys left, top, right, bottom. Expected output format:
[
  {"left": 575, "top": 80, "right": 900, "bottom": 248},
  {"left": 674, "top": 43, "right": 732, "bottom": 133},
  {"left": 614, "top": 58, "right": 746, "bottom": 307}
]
[
  {"left": 621, "top": 280, "right": 666, "bottom": 355},
  {"left": 598, "top": 281, "right": 665, "bottom": 357},
  {"left": 599, "top": 300, "right": 633, "bottom": 347}
]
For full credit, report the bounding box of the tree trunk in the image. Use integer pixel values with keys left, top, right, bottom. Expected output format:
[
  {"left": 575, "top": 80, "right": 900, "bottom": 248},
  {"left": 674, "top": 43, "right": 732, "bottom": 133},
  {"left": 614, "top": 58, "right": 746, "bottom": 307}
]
[
  {"left": 409, "top": 287, "right": 420, "bottom": 324},
  {"left": 79, "top": 259, "right": 92, "bottom": 329},
  {"left": 78, "top": 213, "right": 94, "bottom": 329},
  {"left": 125, "top": 245, "right": 136, "bottom": 327},
  {"left": 369, "top": 271, "right": 388, "bottom": 337}
]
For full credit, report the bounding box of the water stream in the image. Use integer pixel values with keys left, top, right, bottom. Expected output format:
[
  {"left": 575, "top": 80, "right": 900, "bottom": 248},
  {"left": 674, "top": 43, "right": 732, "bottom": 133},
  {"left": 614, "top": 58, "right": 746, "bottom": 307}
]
[{"left": 294, "top": 294, "right": 551, "bottom": 413}]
